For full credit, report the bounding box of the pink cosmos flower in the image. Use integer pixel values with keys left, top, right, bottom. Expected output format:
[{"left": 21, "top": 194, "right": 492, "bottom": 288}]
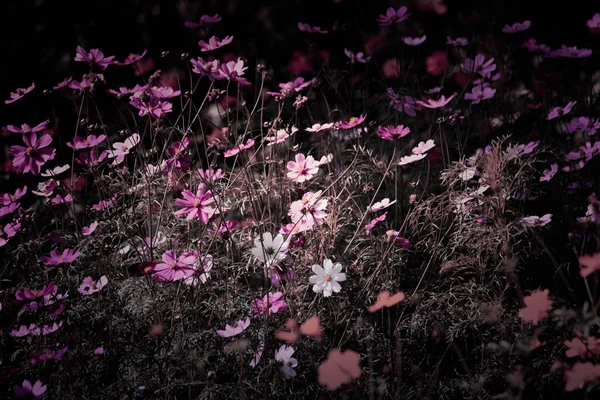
[
  {"left": 522, "top": 38, "right": 550, "bottom": 53},
  {"left": 182, "top": 254, "right": 213, "bottom": 285},
  {"left": 13, "top": 379, "right": 47, "bottom": 398},
  {"left": 265, "top": 126, "right": 298, "bottom": 146},
  {"left": 566, "top": 117, "right": 600, "bottom": 136},
  {"left": 547, "top": 101, "right": 576, "bottom": 120},
  {"left": 447, "top": 36, "right": 468, "bottom": 46},
  {"left": 1, "top": 186, "right": 27, "bottom": 207},
  {"left": 464, "top": 85, "right": 497, "bottom": 104},
  {"left": 190, "top": 57, "right": 221, "bottom": 80},
  {"left": 78, "top": 276, "right": 108, "bottom": 295},
  {"left": 251, "top": 291, "right": 287, "bottom": 317},
  {"left": 338, "top": 114, "right": 366, "bottom": 130},
  {"left": 224, "top": 138, "right": 255, "bottom": 158},
  {"left": 114, "top": 50, "right": 148, "bottom": 66},
  {"left": 547, "top": 45, "right": 592, "bottom": 58},
  {"left": 130, "top": 96, "right": 173, "bottom": 118},
  {"left": 106, "top": 84, "right": 145, "bottom": 97},
  {"left": 412, "top": 139, "right": 436, "bottom": 154},
  {"left": 520, "top": 214, "right": 552, "bottom": 227},
  {"left": 41, "top": 165, "right": 70, "bottom": 178},
  {"left": 66, "top": 134, "right": 106, "bottom": 150},
  {"left": 74, "top": 46, "right": 115, "bottom": 69},
  {"left": 501, "top": 20, "right": 532, "bottom": 33},
  {"left": 306, "top": 123, "right": 334, "bottom": 132},
  {"left": 216, "top": 58, "right": 251, "bottom": 86},
  {"left": 50, "top": 193, "right": 72, "bottom": 205},
  {"left": 365, "top": 212, "right": 387, "bottom": 231},
  {"left": 0, "top": 202, "right": 18, "bottom": 217},
  {"left": 174, "top": 184, "right": 217, "bottom": 223},
  {"left": 40, "top": 321, "right": 64, "bottom": 336},
  {"left": 217, "top": 318, "right": 251, "bottom": 338},
  {"left": 153, "top": 250, "right": 198, "bottom": 281},
  {"left": 30, "top": 346, "right": 68, "bottom": 364},
  {"left": 211, "top": 219, "right": 238, "bottom": 235},
  {"left": 275, "top": 345, "right": 298, "bottom": 379},
  {"left": 416, "top": 94, "right": 456, "bottom": 109},
  {"left": 398, "top": 153, "right": 427, "bottom": 166},
  {"left": 196, "top": 168, "right": 225, "bottom": 182},
  {"left": 587, "top": 13, "right": 600, "bottom": 29},
  {"left": 387, "top": 89, "right": 417, "bottom": 116},
  {"left": 298, "top": 22, "right": 328, "bottom": 34},
  {"left": 199, "top": 35, "right": 233, "bottom": 51},
  {"left": 461, "top": 54, "right": 496, "bottom": 78},
  {"left": 377, "top": 125, "right": 410, "bottom": 140},
  {"left": 166, "top": 137, "right": 191, "bottom": 171},
  {"left": 426, "top": 50, "right": 448, "bottom": 76},
  {"left": 94, "top": 347, "right": 105, "bottom": 356},
  {"left": 185, "top": 14, "right": 222, "bottom": 28},
  {"left": 42, "top": 248, "right": 81, "bottom": 265},
  {"left": 344, "top": 49, "right": 370, "bottom": 64},
  {"left": 82, "top": 221, "right": 98, "bottom": 236},
  {"left": 287, "top": 153, "right": 320, "bottom": 183},
  {"left": 403, "top": 36, "right": 427, "bottom": 46},
  {"left": 564, "top": 362, "right": 600, "bottom": 391},
  {"left": 377, "top": 6, "right": 411, "bottom": 26},
  {"left": 267, "top": 77, "right": 314, "bottom": 98},
  {"left": 0, "top": 218, "right": 21, "bottom": 248},
  {"left": 75, "top": 149, "right": 107, "bottom": 167},
  {"left": 104, "top": 133, "right": 140, "bottom": 165},
  {"left": 10, "top": 133, "right": 56, "bottom": 175},
  {"left": 53, "top": 77, "right": 73, "bottom": 89},
  {"left": 288, "top": 190, "right": 328, "bottom": 226},
  {"left": 368, "top": 198, "right": 396, "bottom": 212},
  {"left": 16, "top": 282, "right": 57, "bottom": 301},
  {"left": 540, "top": 163, "right": 558, "bottom": 182},
  {"left": 92, "top": 193, "right": 118, "bottom": 210},
  {"left": 3, "top": 120, "right": 49, "bottom": 134},
  {"left": 5, "top": 83, "right": 35, "bottom": 104}
]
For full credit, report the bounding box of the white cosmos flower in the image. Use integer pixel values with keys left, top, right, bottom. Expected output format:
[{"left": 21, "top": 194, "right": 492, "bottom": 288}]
[
  {"left": 251, "top": 232, "right": 289, "bottom": 267},
  {"left": 368, "top": 198, "right": 396, "bottom": 212},
  {"left": 309, "top": 258, "right": 346, "bottom": 297}
]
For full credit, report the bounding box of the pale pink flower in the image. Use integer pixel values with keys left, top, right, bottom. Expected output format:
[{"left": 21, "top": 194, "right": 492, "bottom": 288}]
[
  {"left": 547, "top": 101, "right": 576, "bottom": 120},
  {"left": 10, "top": 133, "right": 56, "bottom": 175},
  {"left": 114, "top": 50, "right": 148, "bottom": 66},
  {"left": 41, "top": 164, "right": 70, "bottom": 177},
  {"left": 74, "top": 46, "right": 115, "bottom": 69},
  {"left": 130, "top": 96, "right": 173, "bottom": 119},
  {"left": 217, "top": 318, "right": 251, "bottom": 338},
  {"left": 78, "top": 276, "right": 108, "bottom": 295},
  {"left": 564, "top": 362, "right": 600, "bottom": 391},
  {"left": 344, "top": 48, "right": 370, "bottom": 64},
  {"left": 365, "top": 212, "right": 387, "bottom": 231},
  {"left": 217, "top": 58, "right": 251, "bottom": 86},
  {"left": 522, "top": 38, "right": 550, "bottom": 53},
  {"left": 305, "top": 123, "right": 334, "bottom": 132},
  {"left": 251, "top": 291, "right": 287, "bottom": 317},
  {"left": 412, "top": 139, "right": 436, "bottom": 154},
  {"left": 447, "top": 36, "right": 468, "bottom": 46},
  {"left": 224, "top": 138, "right": 255, "bottom": 158},
  {"left": 501, "top": 20, "right": 532, "bottom": 33},
  {"left": 464, "top": 85, "right": 496, "bottom": 104},
  {"left": 185, "top": 14, "right": 221, "bottom": 28},
  {"left": 13, "top": 379, "right": 47, "bottom": 398},
  {"left": 416, "top": 94, "right": 456, "bottom": 109},
  {"left": 398, "top": 153, "right": 427, "bottom": 166},
  {"left": 387, "top": 89, "right": 417, "bottom": 116},
  {"left": 104, "top": 133, "right": 140, "bottom": 165},
  {"left": 75, "top": 149, "right": 107, "bottom": 167},
  {"left": 50, "top": 193, "right": 72, "bottom": 205},
  {"left": 66, "top": 134, "right": 107, "bottom": 150},
  {"left": 5, "top": 83, "right": 35, "bottom": 104},
  {"left": 265, "top": 126, "right": 298, "bottom": 146},
  {"left": 309, "top": 259, "right": 346, "bottom": 297},
  {"left": 288, "top": 191, "right": 328, "bottom": 226},
  {"left": 196, "top": 168, "right": 225, "bottom": 182},
  {"left": 520, "top": 214, "right": 552, "bottom": 227},
  {"left": 587, "top": 13, "right": 600, "bottom": 29},
  {"left": 190, "top": 57, "right": 221, "bottom": 80},
  {"left": 92, "top": 193, "right": 118, "bottom": 211},
  {"left": 403, "top": 36, "right": 426, "bottom": 46},
  {"left": 377, "top": 125, "right": 410, "bottom": 140},
  {"left": 153, "top": 250, "right": 198, "bottom": 281},
  {"left": 287, "top": 153, "right": 320, "bottom": 183},
  {"left": 198, "top": 35, "right": 233, "bottom": 51},
  {"left": 82, "top": 221, "right": 98, "bottom": 236},
  {"left": 174, "top": 184, "right": 216, "bottom": 223},
  {"left": 298, "top": 22, "right": 328, "bottom": 34},
  {"left": 540, "top": 164, "right": 558, "bottom": 182},
  {"left": 94, "top": 347, "right": 105, "bottom": 356},
  {"left": 3, "top": 120, "right": 49, "bottom": 134},
  {"left": 547, "top": 45, "right": 592, "bottom": 58},
  {"left": 0, "top": 218, "right": 21, "bottom": 248},
  {"left": 377, "top": 6, "right": 411, "bottom": 26},
  {"left": 42, "top": 248, "right": 80, "bottom": 265},
  {"left": 0, "top": 186, "right": 27, "bottom": 206},
  {"left": 275, "top": 345, "right": 298, "bottom": 378},
  {"left": 368, "top": 198, "right": 396, "bottom": 212}
]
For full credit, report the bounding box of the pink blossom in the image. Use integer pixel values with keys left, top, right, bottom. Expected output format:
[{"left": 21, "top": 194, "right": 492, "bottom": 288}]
[
  {"left": 104, "top": 133, "right": 140, "bottom": 165},
  {"left": 426, "top": 50, "right": 448, "bottom": 76},
  {"left": 287, "top": 153, "right": 320, "bottom": 183},
  {"left": 199, "top": 35, "right": 233, "bottom": 52},
  {"left": 224, "top": 138, "right": 255, "bottom": 158},
  {"left": 520, "top": 214, "right": 552, "bottom": 227},
  {"left": 216, "top": 58, "right": 251, "bottom": 86},
  {"left": 130, "top": 96, "right": 173, "bottom": 119},
  {"left": 94, "top": 347, "right": 105, "bottom": 356},
  {"left": 0, "top": 186, "right": 27, "bottom": 207},
  {"left": 114, "top": 50, "right": 148, "bottom": 66},
  {"left": 3, "top": 120, "right": 49, "bottom": 134},
  {"left": 403, "top": 36, "right": 427, "bottom": 46},
  {"left": 41, "top": 164, "right": 70, "bottom": 177},
  {"left": 16, "top": 282, "right": 57, "bottom": 301},
  {"left": 10, "top": 133, "right": 56, "bottom": 175},
  {"left": 13, "top": 379, "right": 47, "bottom": 398},
  {"left": 461, "top": 54, "right": 496, "bottom": 78},
  {"left": 338, "top": 114, "right": 366, "bottom": 130},
  {"left": 50, "top": 193, "right": 72, "bottom": 205},
  {"left": 288, "top": 190, "right": 328, "bottom": 227},
  {"left": 0, "top": 202, "right": 18, "bottom": 217},
  {"left": 75, "top": 149, "right": 107, "bottom": 167},
  {"left": 265, "top": 126, "right": 298, "bottom": 146},
  {"left": 66, "top": 134, "right": 107, "bottom": 150},
  {"left": 153, "top": 250, "right": 198, "bottom": 281},
  {"left": 211, "top": 219, "right": 238, "bottom": 235},
  {"left": 106, "top": 84, "right": 145, "bottom": 97},
  {"left": 398, "top": 153, "right": 427, "bottom": 166},
  {"left": 368, "top": 198, "right": 396, "bottom": 212},
  {"left": 464, "top": 85, "right": 496, "bottom": 104},
  {"left": 365, "top": 212, "right": 387, "bottom": 231},
  {"left": 78, "top": 276, "right": 108, "bottom": 295},
  {"left": 75, "top": 46, "right": 115, "bottom": 69},
  {"left": 40, "top": 321, "right": 63, "bottom": 335},
  {"left": 522, "top": 38, "right": 550, "bottom": 53},
  {"left": 42, "top": 248, "right": 81, "bottom": 265},
  {"left": 547, "top": 101, "right": 576, "bottom": 120},
  {"left": 183, "top": 255, "right": 213, "bottom": 285},
  {"left": 587, "top": 13, "right": 600, "bottom": 29},
  {"left": 416, "top": 94, "right": 456, "bottom": 109},
  {"left": 190, "top": 57, "right": 221, "bottom": 80},
  {"left": 547, "top": 45, "right": 592, "bottom": 58},
  {"left": 298, "top": 22, "right": 328, "bottom": 34},
  {"left": 540, "top": 163, "right": 558, "bottom": 182},
  {"left": 53, "top": 77, "right": 72, "bottom": 90},
  {"left": 0, "top": 218, "right": 21, "bottom": 248},
  {"left": 412, "top": 139, "right": 436, "bottom": 154},
  {"left": 32, "top": 180, "right": 58, "bottom": 197},
  {"left": 306, "top": 123, "right": 334, "bottom": 132},
  {"left": 501, "top": 20, "right": 532, "bottom": 33},
  {"left": 344, "top": 48, "right": 371, "bottom": 64},
  {"left": 196, "top": 168, "right": 225, "bottom": 182},
  {"left": 564, "top": 362, "right": 600, "bottom": 391},
  {"left": 166, "top": 137, "right": 192, "bottom": 171},
  {"left": 447, "top": 36, "right": 468, "bottom": 46},
  {"left": 92, "top": 193, "right": 118, "bottom": 210},
  {"left": 30, "top": 346, "right": 68, "bottom": 364},
  {"left": 217, "top": 318, "right": 251, "bottom": 338},
  {"left": 566, "top": 117, "right": 600, "bottom": 136},
  {"left": 185, "top": 14, "right": 222, "bottom": 28},
  {"left": 387, "top": 89, "right": 417, "bottom": 116},
  {"left": 174, "top": 184, "right": 217, "bottom": 223},
  {"left": 5, "top": 83, "right": 35, "bottom": 104},
  {"left": 251, "top": 291, "right": 287, "bottom": 317},
  {"left": 377, "top": 125, "right": 410, "bottom": 140},
  {"left": 267, "top": 77, "right": 314, "bottom": 98},
  {"left": 82, "top": 221, "right": 98, "bottom": 236},
  {"left": 377, "top": 6, "right": 411, "bottom": 26}
]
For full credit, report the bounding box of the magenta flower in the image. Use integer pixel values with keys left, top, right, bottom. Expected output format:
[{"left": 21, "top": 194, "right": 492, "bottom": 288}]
[
  {"left": 461, "top": 54, "right": 496, "bottom": 78},
  {"left": 387, "top": 89, "right": 417, "bottom": 116},
  {"left": 50, "top": 194, "right": 73, "bottom": 205},
  {"left": 40, "top": 322, "right": 63, "bottom": 335},
  {"left": 522, "top": 39, "right": 550, "bottom": 53},
  {"left": 82, "top": 221, "right": 98, "bottom": 236},
  {"left": 298, "top": 22, "right": 328, "bottom": 34},
  {"left": 199, "top": 35, "right": 233, "bottom": 51},
  {"left": 174, "top": 184, "right": 217, "bottom": 223},
  {"left": 166, "top": 137, "right": 191, "bottom": 171},
  {"left": 92, "top": 193, "right": 118, "bottom": 211},
  {"left": 114, "top": 49, "right": 148, "bottom": 66},
  {"left": 0, "top": 218, "right": 21, "bottom": 248},
  {"left": 287, "top": 153, "right": 320, "bottom": 183},
  {"left": 566, "top": 117, "right": 600, "bottom": 136},
  {"left": 587, "top": 13, "right": 600, "bottom": 29},
  {"left": 78, "top": 275, "right": 108, "bottom": 295},
  {"left": 338, "top": 114, "right": 366, "bottom": 130},
  {"left": 403, "top": 36, "right": 427, "bottom": 46},
  {"left": 196, "top": 168, "right": 225, "bottom": 182},
  {"left": 185, "top": 14, "right": 222, "bottom": 28},
  {"left": 14, "top": 379, "right": 47, "bottom": 398},
  {"left": 16, "top": 282, "right": 57, "bottom": 301},
  {"left": 10, "top": 324, "right": 39, "bottom": 337},
  {"left": 152, "top": 250, "right": 198, "bottom": 281},
  {"left": 190, "top": 57, "right": 221, "bottom": 79},
  {"left": 30, "top": 346, "right": 68, "bottom": 364},
  {"left": 267, "top": 77, "right": 314, "bottom": 98},
  {"left": 42, "top": 248, "right": 81, "bottom": 265},
  {"left": 377, "top": 6, "right": 411, "bottom": 26},
  {"left": 130, "top": 96, "right": 173, "bottom": 119},
  {"left": 547, "top": 45, "right": 592, "bottom": 58},
  {"left": 224, "top": 138, "right": 255, "bottom": 158},
  {"left": 447, "top": 36, "right": 468, "bottom": 46},
  {"left": 217, "top": 318, "right": 251, "bottom": 338},
  {"left": 68, "top": 72, "right": 105, "bottom": 93},
  {"left": 216, "top": 58, "right": 251, "bottom": 86},
  {"left": 540, "top": 163, "right": 558, "bottom": 182},
  {"left": 94, "top": 347, "right": 105, "bottom": 356},
  {"left": 344, "top": 48, "right": 370, "bottom": 64},
  {"left": 3, "top": 120, "right": 49, "bottom": 134},
  {"left": 104, "top": 133, "right": 140, "bottom": 165},
  {"left": 1, "top": 186, "right": 27, "bottom": 207},
  {"left": 251, "top": 291, "right": 287, "bottom": 317},
  {"left": 75, "top": 149, "right": 107, "bottom": 167},
  {"left": 416, "top": 94, "right": 456, "bottom": 109},
  {"left": 66, "top": 134, "right": 107, "bottom": 150},
  {"left": 53, "top": 77, "right": 73, "bottom": 90},
  {"left": 106, "top": 84, "right": 145, "bottom": 97},
  {"left": 547, "top": 101, "right": 576, "bottom": 120},
  {"left": 365, "top": 212, "right": 387, "bottom": 231},
  {"left": 10, "top": 133, "right": 56, "bottom": 175},
  {"left": 74, "top": 46, "right": 115, "bottom": 69},
  {"left": 5, "top": 83, "right": 35, "bottom": 104},
  {"left": 377, "top": 125, "right": 410, "bottom": 141},
  {"left": 464, "top": 85, "right": 497, "bottom": 104},
  {"left": 501, "top": 20, "right": 532, "bottom": 33}
]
